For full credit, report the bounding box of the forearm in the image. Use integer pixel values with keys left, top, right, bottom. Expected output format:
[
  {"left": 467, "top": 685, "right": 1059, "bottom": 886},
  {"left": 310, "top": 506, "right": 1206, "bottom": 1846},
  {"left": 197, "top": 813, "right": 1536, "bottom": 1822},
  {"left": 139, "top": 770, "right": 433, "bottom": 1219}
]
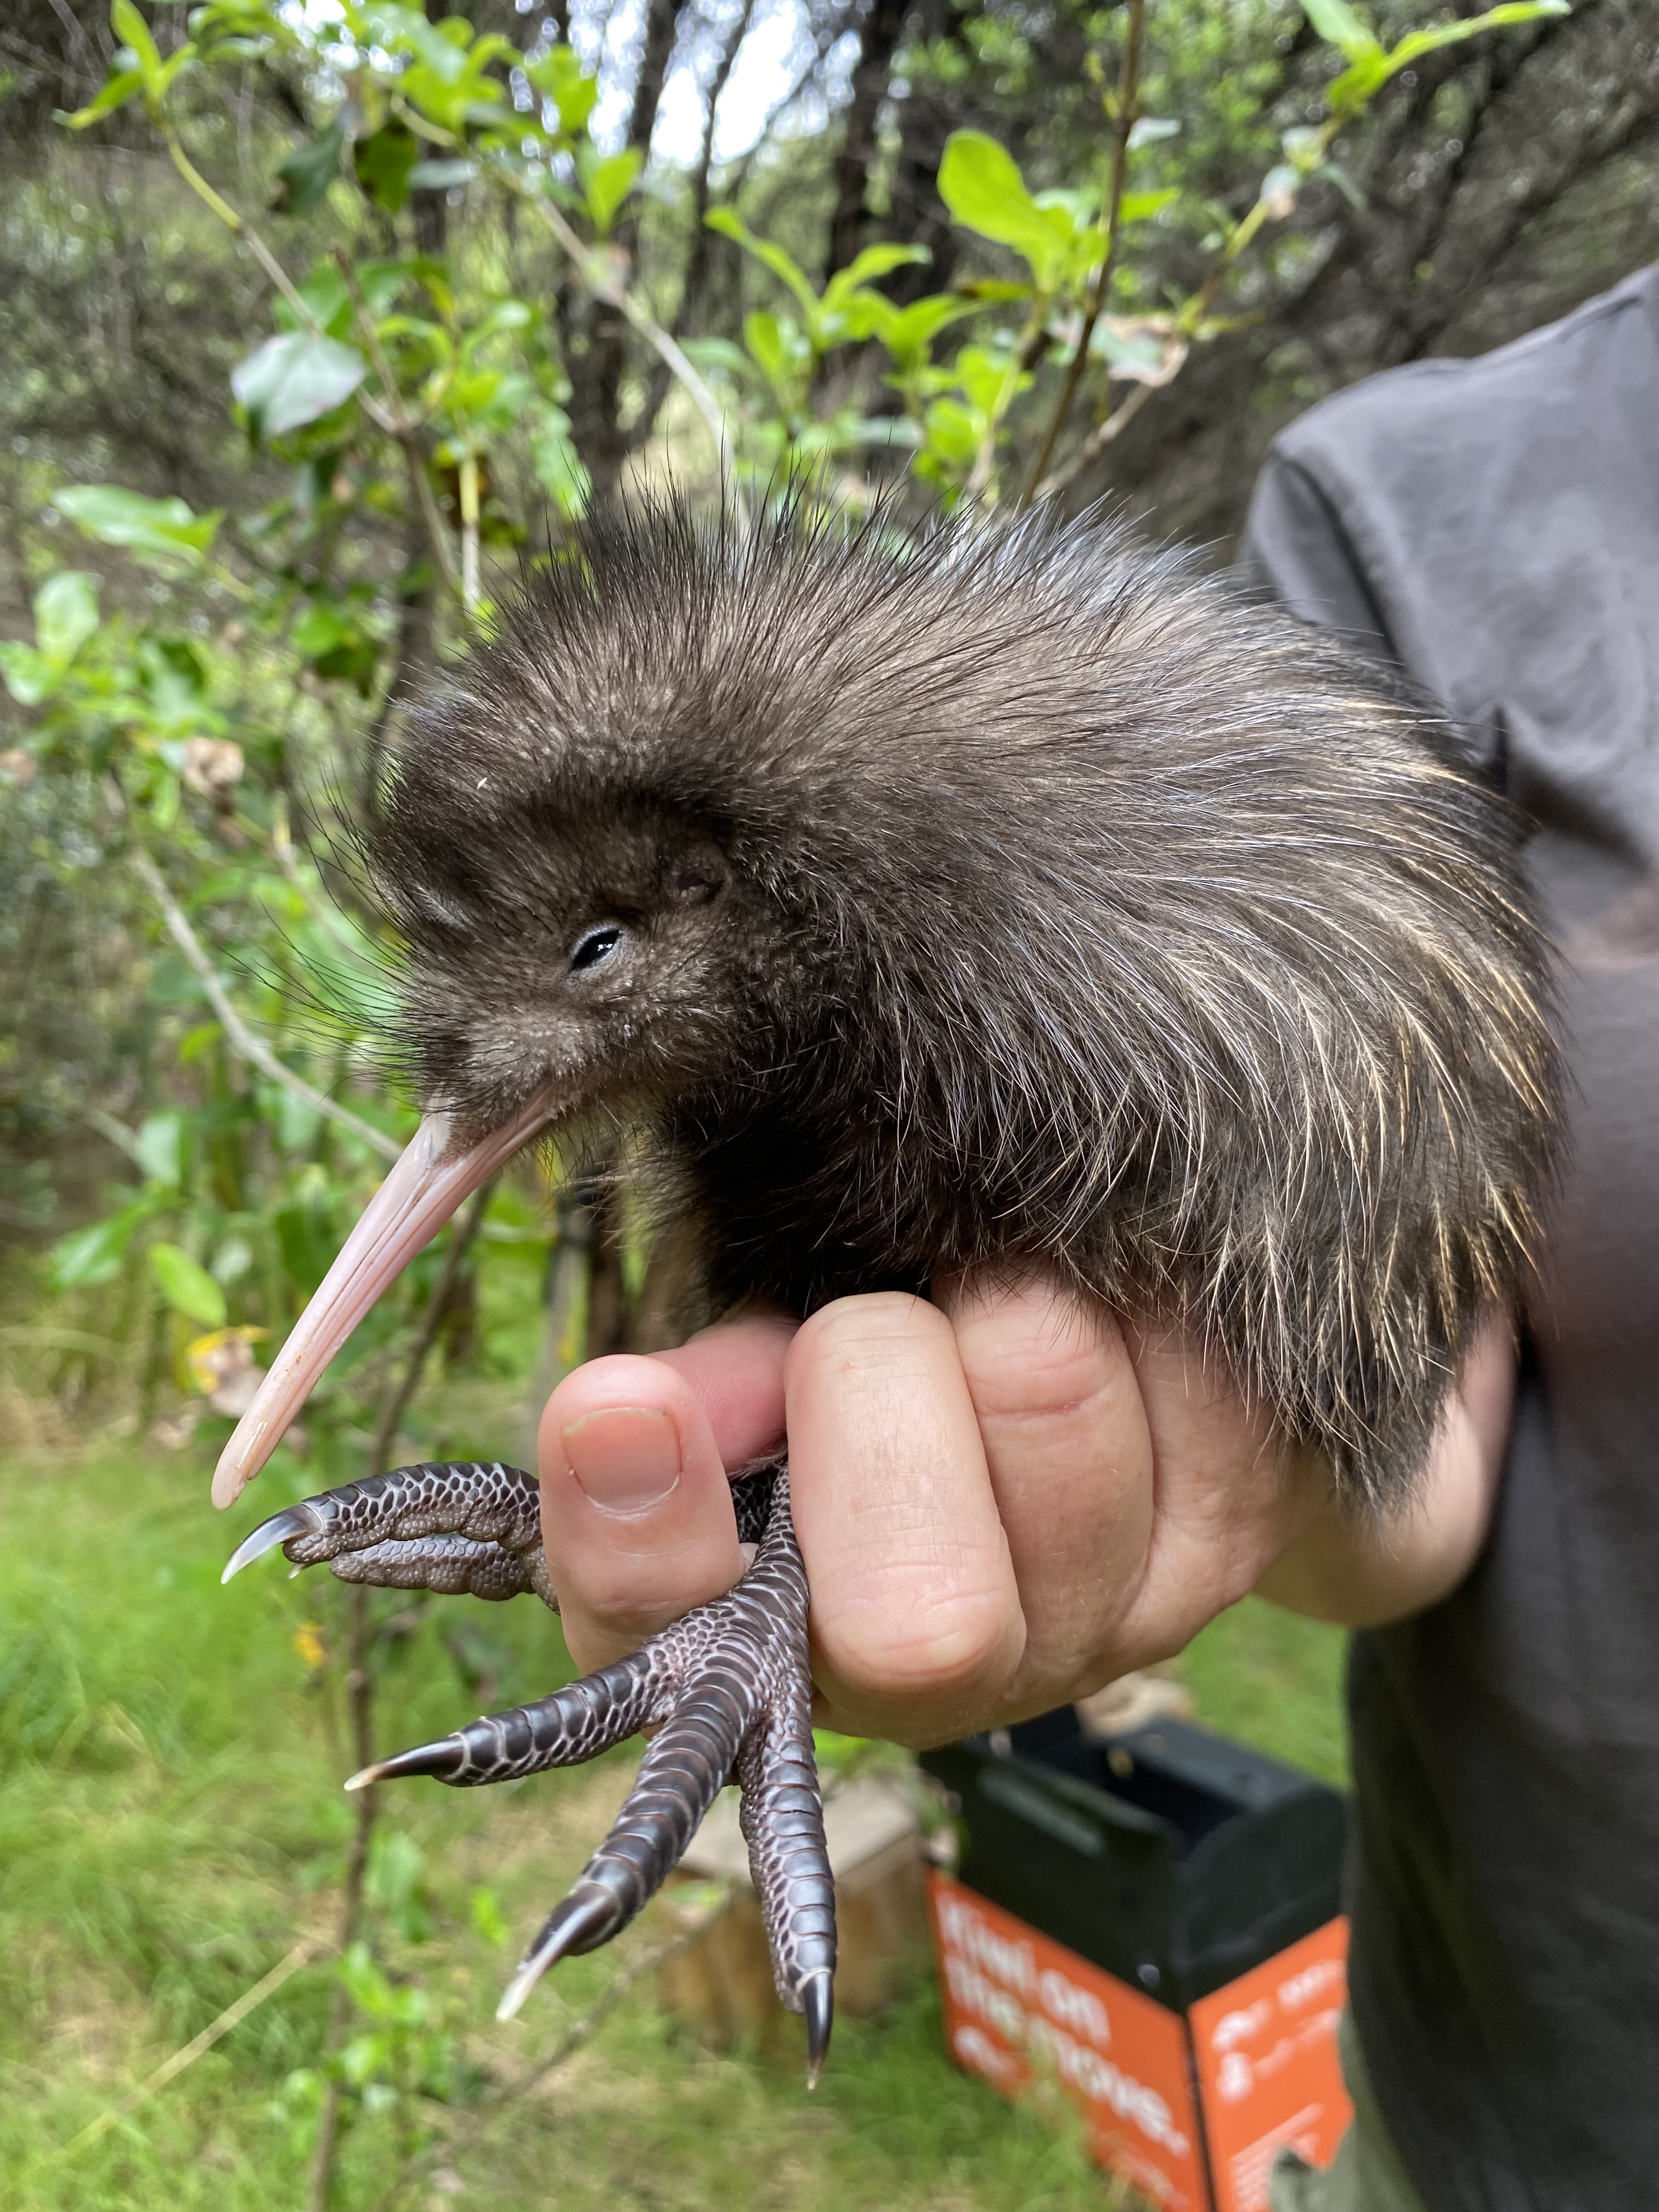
[{"left": 1255, "top": 1317, "right": 1516, "bottom": 1628}]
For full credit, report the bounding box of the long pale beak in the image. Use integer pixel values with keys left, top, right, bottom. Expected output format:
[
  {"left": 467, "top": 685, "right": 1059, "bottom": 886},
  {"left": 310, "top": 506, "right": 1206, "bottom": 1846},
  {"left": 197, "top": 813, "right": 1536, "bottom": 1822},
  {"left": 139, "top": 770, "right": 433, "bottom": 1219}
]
[{"left": 212, "top": 1091, "right": 561, "bottom": 1509}]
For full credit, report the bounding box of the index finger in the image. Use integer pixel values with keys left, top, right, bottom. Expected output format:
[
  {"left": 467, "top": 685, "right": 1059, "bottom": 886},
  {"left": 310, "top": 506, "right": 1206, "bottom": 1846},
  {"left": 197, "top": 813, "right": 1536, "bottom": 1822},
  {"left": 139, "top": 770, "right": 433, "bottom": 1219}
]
[
  {"left": 653, "top": 1312, "right": 795, "bottom": 1467},
  {"left": 535, "top": 1314, "right": 794, "bottom": 1673}
]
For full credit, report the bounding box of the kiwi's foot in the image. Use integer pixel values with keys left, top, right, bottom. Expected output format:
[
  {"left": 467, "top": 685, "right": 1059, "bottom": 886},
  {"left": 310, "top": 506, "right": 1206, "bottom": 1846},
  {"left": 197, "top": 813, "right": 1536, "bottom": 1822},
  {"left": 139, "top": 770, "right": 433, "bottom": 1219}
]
[{"left": 225, "top": 1457, "right": 835, "bottom": 2076}]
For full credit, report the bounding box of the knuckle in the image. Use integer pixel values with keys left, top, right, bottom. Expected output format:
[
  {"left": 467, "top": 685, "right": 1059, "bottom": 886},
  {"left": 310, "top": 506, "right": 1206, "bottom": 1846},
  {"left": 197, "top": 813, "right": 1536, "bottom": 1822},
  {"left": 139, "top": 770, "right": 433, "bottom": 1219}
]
[
  {"left": 790, "top": 1291, "right": 952, "bottom": 1383},
  {"left": 821, "top": 1584, "right": 1020, "bottom": 1705},
  {"left": 956, "top": 1290, "right": 1120, "bottom": 1426},
  {"left": 981, "top": 1342, "right": 1115, "bottom": 1431}
]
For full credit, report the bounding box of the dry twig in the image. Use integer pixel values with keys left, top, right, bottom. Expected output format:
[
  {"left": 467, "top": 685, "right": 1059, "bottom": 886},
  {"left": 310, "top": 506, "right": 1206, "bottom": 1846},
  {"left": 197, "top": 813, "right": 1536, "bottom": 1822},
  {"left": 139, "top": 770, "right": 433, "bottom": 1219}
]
[
  {"left": 63, "top": 1938, "right": 324, "bottom": 2153},
  {"left": 1019, "top": 0, "right": 1148, "bottom": 507},
  {"left": 127, "top": 839, "right": 400, "bottom": 1165}
]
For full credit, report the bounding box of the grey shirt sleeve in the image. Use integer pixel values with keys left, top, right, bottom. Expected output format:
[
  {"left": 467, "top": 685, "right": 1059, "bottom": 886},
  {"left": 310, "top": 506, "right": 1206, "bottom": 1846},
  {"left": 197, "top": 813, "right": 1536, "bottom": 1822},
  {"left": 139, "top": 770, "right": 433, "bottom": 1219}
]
[{"left": 1238, "top": 450, "right": 1397, "bottom": 661}]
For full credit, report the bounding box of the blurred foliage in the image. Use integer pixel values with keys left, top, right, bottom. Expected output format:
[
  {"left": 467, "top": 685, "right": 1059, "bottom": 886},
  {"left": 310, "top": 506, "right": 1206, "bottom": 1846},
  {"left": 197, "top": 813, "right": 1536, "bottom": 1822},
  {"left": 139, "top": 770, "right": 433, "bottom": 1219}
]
[
  {"left": 0, "top": 0, "right": 1645, "bottom": 2190},
  {"left": 0, "top": 1434, "right": 1343, "bottom": 2204},
  {"left": 0, "top": 1435, "right": 1148, "bottom": 2209},
  {"left": 2, "top": 0, "right": 1615, "bottom": 1306}
]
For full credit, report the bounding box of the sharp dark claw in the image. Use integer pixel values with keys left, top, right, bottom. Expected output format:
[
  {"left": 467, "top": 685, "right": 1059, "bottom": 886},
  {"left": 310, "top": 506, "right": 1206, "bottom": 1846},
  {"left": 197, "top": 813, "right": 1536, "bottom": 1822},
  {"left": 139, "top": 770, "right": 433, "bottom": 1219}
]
[
  {"left": 803, "top": 1971, "right": 833, "bottom": 2087},
  {"left": 496, "top": 1885, "right": 620, "bottom": 2021},
  {"left": 346, "top": 1736, "right": 467, "bottom": 1790},
  {"left": 221, "top": 1504, "right": 320, "bottom": 1584}
]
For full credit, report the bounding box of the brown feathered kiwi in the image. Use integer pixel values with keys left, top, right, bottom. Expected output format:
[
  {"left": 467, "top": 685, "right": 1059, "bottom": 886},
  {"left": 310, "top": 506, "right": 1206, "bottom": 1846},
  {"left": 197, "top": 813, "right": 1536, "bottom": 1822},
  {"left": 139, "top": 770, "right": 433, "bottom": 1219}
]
[
  {"left": 218, "top": 495, "right": 1558, "bottom": 2064},
  {"left": 369, "top": 496, "right": 1557, "bottom": 1511}
]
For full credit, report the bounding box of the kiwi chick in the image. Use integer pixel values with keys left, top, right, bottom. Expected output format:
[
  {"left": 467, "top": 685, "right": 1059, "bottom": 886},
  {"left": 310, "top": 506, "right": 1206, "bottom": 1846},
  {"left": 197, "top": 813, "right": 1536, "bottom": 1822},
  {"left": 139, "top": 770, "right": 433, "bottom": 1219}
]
[{"left": 219, "top": 498, "right": 1558, "bottom": 2072}]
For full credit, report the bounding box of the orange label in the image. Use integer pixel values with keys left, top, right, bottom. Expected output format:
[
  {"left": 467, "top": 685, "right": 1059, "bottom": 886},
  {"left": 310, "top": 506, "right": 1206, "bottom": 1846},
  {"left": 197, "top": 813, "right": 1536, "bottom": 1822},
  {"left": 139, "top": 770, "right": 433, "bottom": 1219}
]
[
  {"left": 927, "top": 1871, "right": 1209, "bottom": 2212},
  {"left": 1189, "top": 1918, "right": 1352, "bottom": 2212}
]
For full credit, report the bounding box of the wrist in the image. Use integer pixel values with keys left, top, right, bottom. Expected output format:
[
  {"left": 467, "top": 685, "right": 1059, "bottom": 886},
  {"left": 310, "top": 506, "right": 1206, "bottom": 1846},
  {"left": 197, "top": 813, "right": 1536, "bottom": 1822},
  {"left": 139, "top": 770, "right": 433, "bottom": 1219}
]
[{"left": 1254, "top": 1318, "right": 1516, "bottom": 1628}]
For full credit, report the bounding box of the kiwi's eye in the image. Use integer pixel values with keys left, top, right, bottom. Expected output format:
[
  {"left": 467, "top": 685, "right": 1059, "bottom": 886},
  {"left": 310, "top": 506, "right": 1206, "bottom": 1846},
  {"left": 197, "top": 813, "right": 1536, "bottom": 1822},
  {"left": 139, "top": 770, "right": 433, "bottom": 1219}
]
[{"left": 569, "top": 924, "right": 624, "bottom": 974}]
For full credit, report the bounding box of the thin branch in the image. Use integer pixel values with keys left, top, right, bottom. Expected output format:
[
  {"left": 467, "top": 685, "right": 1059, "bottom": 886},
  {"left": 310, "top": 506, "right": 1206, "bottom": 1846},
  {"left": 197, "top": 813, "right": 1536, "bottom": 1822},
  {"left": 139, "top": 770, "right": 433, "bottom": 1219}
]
[
  {"left": 75, "top": 1104, "right": 149, "bottom": 1173},
  {"left": 309, "top": 1185, "right": 494, "bottom": 2212},
  {"left": 161, "top": 124, "right": 400, "bottom": 439},
  {"left": 493, "top": 163, "right": 737, "bottom": 503},
  {"left": 127, "top": 839, "right": 400, "bottom": 1165},
  {"left": 730, "top": 31, "right": 838, "bottom": 204},
  {"left": 1019, "top": 0, "right": 1147, "bottom": 507},
  {"left": 458, "top": 454, "right": 481, "bottom": 617},
  {"left": 335, "top": 254, "right": 466, "bottom": 607},
  {"left": 63, "top": 1939, "right": 324, "bottom": 2154},
  {"left": 668, "top": 0, "right": 758, "bottom": 345},
  {"left": 371, "top": 1181, "right": 493, "bottom": 1465},
  {"left": 961, "top": 297, "right": 1051, "bottom": 507},
  {"left": 1029, "top": 376, "right": 1156, "bottom": 504}
]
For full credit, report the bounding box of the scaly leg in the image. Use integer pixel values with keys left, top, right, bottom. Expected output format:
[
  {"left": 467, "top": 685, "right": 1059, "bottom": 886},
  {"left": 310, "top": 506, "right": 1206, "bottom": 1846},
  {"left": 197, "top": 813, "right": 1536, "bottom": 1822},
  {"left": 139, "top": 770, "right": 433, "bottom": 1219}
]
[{"left": 224, "top": 1457, "right": 836, "bottom": 2075}]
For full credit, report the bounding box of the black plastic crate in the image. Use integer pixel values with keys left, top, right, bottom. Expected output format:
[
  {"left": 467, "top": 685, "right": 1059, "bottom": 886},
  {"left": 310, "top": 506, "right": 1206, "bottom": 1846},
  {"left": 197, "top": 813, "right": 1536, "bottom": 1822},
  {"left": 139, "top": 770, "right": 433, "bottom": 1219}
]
[{"left": 920, "top": 1706, "right": 1347, "bottom": 2009}]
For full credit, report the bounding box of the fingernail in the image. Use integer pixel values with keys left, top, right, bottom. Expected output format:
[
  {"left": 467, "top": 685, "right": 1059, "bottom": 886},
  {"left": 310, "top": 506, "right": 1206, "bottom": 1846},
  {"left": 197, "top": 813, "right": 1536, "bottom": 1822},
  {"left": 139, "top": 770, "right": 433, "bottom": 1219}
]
[{"left": 561, "top": 1406, "right": 682, "bottom": 1514}]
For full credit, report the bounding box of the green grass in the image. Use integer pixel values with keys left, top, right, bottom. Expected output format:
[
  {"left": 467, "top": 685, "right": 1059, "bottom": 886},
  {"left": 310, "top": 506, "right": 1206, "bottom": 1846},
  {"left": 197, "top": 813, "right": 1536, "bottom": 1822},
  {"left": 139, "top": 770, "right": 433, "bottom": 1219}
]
[
  {"left": 0, "top": 1432, "right": 1347, "bottom": 2210},
  {"left": 1181, "top": 1599, "right": 1350, "bottom": 1787}
]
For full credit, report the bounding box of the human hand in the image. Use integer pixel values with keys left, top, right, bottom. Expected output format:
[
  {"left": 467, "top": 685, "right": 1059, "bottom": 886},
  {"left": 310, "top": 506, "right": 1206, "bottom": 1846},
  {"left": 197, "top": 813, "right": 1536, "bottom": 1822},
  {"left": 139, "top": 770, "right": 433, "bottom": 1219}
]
[{"left": 537, "top": 1273, "right": 1350, "bottom": 1748}]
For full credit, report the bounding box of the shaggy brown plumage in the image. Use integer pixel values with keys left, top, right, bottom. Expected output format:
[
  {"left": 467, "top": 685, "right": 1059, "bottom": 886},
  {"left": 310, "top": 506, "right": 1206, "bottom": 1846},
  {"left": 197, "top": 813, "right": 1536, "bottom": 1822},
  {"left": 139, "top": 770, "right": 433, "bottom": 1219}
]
[{"left": 366, "top": 496, "right": 1559, "bottom": 1511}]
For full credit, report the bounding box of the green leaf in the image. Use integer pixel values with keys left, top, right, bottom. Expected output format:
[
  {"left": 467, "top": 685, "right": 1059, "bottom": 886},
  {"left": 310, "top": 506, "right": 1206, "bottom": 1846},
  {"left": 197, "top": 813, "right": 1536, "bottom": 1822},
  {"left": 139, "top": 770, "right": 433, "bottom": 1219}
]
[
  {"left": 523, "top": 44, "right": 599, "bottom": 136},
  {"left": 50, "top": 1201, "right": 152, "bottom": 1291},
  {"left": 366, "top": 1827, "right": 433, "bottom": 1944},
  {"left": 34, "top": 571, "right": 100, "bottom": 665},
  {"left": 134, "top": 1111, "right": 186, "bottom": 1189},
  {"left": 1118, "top": 188, "right": 1177, "bottom": 223},
  {"left": 705, "top": 209, "right": 821, "bottom": 325},
  {"left": 406, "top": 159, "right": 475, "bottom": 190},
  {"left": 936, "top": 132, "right": 1071, "bottom": 290},
  {"left": 1315, "top": 160, "right": 1368, "bottom": 211},
  {"left": 529, "top": 411, "right": 590, "bottom": 520},
  {"left": 274, "top": 118, "right": 345, "bottom": 215},
  {"left": 852, "top": 290, "right": 981, "bottom": 371},
  {"left": 232, "top": 332, "right": 366, "bottom": 441},
  {"left": 953, "top": 340, "right": 1028, "bottom": 416},
  {"left": 1299, "top": 0, "right": 1382, "bottom": 62},
  {"left": 1383, "top": 0, "right": 1570, "bottom": 72},
  {"left": 53, "top": 484, "right": 222, "bottom": 565},
  {"left": 922, "top": 395, "right": 983, "bottom": 469},
  {"left": 149, "top": 1242, "right": 228, "bottom": 1328},
  {"left": 58, "top": 65, "right": 144, "bottom": 129},
  {"left": 396, "top": 23, "right": 512, "bottom": 135},
  {"left": 0, "top": 568, "right": 101, "bottom": 703},
  {"left": 470, "top": 1887, "right": 510, "bottom": 1948},
  {"left": 742, "top": 309, "right": 811, "bottom": 404},
  {"left": 110, "top": 1, "right": 162, "bottom": 82},
  {"left": 0, "top": 643, "right": 55, "bottom": 706},
  {"left": 291, "top": 602, "right": 347, "bottom": 658},
  {"left": 680, "top": 335, "right": 749, "bottom": 380},
  {"left": 823, "top": 241, "right": 930, "bottom": 305},
  {"left": 354, "top": 124, "right": 420, "bottom": 213},
  {"left": 578, "top": 147, "right": 641, "bottom": 238},
  {"left": 279, "top": 257, "right": 408, "bottom": 342}
]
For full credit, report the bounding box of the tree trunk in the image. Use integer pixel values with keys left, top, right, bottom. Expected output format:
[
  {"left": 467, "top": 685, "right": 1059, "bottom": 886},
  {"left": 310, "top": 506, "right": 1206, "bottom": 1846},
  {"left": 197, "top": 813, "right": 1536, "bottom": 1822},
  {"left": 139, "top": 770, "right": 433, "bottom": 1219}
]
[{"left": 826, "top": 0, "right": 911, "bottom": 276}]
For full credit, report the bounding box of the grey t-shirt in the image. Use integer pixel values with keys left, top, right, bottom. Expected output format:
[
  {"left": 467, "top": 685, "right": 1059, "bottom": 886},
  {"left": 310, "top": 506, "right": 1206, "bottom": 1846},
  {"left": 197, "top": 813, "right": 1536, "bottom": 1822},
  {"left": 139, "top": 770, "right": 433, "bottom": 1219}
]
[{"left": 1242, "top": 265, "right": 1659, "bottom": 2210}]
